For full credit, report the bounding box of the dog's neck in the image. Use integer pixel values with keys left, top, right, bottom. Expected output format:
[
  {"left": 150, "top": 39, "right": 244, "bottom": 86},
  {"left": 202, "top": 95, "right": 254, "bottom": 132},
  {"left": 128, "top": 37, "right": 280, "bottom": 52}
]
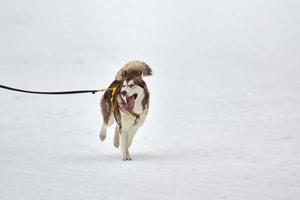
[{"left": 132, "top": 90, "right": 145, "bottom": 114}]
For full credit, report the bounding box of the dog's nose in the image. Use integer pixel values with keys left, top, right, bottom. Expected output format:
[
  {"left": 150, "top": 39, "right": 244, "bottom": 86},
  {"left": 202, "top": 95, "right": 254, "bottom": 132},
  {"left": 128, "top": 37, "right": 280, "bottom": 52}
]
[{"left": 121, "top": 90, "right": 127, "bottom": 96}]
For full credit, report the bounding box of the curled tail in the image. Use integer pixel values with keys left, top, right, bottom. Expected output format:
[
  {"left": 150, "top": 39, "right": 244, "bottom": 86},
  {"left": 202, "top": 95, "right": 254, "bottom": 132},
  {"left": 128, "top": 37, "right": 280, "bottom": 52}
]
[{"left": 115, "top": 60, "right": 152, "bottom": 80}]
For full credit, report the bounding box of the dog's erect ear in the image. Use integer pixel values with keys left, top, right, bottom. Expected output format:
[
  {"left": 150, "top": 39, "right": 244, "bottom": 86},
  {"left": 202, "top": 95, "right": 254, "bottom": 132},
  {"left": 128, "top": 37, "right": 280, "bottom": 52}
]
[
  {"left": 116, "top": 70, "right": 127, "bottom": 80},
  {"left": 115, "top": 70, "right": 127, "bottom": 81}
]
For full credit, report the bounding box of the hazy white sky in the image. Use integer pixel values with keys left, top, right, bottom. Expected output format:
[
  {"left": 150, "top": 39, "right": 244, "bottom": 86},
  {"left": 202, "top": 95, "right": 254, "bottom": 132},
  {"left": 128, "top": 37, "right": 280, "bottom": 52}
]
[{"left": 0, "top": 0, "right": 299, "bottom": 69}]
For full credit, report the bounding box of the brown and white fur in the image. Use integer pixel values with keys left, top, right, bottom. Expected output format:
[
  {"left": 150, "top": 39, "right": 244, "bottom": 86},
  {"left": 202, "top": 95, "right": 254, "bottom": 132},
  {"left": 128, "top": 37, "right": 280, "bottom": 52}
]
[{"left": 99, "top": 61, "right": 152, "bottom": 161}]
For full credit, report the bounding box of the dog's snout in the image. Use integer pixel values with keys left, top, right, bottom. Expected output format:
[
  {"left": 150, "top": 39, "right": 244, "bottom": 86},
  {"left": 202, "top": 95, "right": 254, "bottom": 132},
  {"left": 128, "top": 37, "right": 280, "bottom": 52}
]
[{"left": 121, "top": 90, "right": 127, "bottom": 96}]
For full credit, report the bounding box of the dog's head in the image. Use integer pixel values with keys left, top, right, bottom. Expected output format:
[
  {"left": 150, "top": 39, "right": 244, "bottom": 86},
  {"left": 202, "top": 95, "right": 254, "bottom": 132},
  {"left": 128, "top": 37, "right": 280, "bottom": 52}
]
[{"left": 120, "top": 76, "right": 147, "bottom": 111}]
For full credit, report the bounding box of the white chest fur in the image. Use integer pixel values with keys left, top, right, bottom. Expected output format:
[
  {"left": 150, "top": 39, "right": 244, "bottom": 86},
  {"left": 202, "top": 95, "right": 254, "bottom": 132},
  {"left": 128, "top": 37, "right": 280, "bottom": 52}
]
[{"left": 120, "top": 104, "right": 148, "bottom": 130}]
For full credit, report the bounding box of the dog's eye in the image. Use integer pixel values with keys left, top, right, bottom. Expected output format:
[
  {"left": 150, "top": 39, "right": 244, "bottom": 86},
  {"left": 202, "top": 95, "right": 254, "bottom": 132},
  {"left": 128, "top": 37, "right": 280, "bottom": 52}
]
[{"left": 128, "top": 84, "right": 134, "bottom": 88}]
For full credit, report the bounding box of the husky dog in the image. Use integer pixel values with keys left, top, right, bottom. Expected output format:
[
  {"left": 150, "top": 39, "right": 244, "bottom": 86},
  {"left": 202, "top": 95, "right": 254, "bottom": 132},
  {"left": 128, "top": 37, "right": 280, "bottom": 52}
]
[{"left": 99, "top": 61, "right": 152, "bottom": 161}]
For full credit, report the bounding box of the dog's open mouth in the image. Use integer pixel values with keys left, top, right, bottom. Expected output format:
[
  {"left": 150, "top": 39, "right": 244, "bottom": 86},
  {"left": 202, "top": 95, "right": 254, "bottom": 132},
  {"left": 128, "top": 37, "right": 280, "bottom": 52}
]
[{"left": 124, "top": 93, "right": 138, "bottom": 111}]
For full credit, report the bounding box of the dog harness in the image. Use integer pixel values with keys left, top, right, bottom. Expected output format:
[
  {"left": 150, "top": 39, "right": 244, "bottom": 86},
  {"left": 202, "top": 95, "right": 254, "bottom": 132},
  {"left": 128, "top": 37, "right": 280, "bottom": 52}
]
[
  {"left": 129, "top": 111, "right": 140, "bottom": 125},
  {"left": 110, "top": 87, "right": 117, "bottom": 103},
  {"left": 110, "top": 87, "right": 118, "bottom": 113}
]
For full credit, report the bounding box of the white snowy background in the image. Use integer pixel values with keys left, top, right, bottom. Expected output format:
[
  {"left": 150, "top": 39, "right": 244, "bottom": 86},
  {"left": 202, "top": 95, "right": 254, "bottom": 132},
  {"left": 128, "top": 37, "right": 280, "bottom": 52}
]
[{"left": 0, "top": 0, "right": 300, "bottom": 199}]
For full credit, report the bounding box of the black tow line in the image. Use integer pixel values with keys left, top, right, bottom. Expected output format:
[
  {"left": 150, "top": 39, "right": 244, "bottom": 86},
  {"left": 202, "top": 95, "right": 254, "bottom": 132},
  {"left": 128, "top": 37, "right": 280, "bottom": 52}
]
[{"left": 0, "top": 84, "right": 107, "bottom": 95}]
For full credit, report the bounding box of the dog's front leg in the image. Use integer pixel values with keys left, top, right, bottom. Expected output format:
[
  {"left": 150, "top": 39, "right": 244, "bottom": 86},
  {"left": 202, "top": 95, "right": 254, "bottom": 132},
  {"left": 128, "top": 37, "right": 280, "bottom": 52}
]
[
  {"left": 99, "top": 124, "right": 108, "bottom": 141},
  {"left": 120, "top": 131, "right": 131, "bottom": 161},
  {"left": 127, "top": 128, "right": 138, "bottom": 149},
  {"left": 99, "top": 115, "right": 114, "bottom": 141}
]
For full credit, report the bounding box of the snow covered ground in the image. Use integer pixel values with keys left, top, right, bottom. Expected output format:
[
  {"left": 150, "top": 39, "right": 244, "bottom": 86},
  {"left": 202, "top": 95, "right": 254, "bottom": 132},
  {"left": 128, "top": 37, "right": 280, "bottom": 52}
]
[{"left": 1, "top": 1, "right": 300, "bottom": 199}]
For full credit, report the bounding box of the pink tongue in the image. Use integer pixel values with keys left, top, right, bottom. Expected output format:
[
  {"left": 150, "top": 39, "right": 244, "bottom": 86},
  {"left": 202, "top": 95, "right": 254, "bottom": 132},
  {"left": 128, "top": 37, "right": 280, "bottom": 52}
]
[{"left": 125, "top": 96, "right": 135, "bottom": 111}]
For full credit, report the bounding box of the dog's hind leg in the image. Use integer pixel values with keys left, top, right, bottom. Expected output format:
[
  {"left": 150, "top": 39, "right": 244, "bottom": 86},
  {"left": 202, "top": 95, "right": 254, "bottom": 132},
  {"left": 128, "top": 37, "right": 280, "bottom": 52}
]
[
  {"left": 113, "top": 125, "right": 120, "bottom": 148},
  {"left": 99, "top": 115, "right": 114, "bottom": 141}
]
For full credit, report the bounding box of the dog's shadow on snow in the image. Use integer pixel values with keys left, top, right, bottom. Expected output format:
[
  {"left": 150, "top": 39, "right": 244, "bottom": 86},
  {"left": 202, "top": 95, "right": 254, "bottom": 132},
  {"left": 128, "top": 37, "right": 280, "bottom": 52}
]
[
  {"left": 66, "top": 152, "right": 175, "bottom": 163},
  {"left": 67, "top": 153, "right": 120, "bottom": 163},
  {"left": 132, "top": 153, "right": 174, "bottom": 162}
]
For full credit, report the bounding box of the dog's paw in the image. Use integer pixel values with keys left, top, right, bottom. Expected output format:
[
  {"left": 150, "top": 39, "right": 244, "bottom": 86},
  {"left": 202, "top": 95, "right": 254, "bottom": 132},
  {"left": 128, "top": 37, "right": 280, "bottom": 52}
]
[
  {"left": 99, "top": 132, "right": 106, "bottom": 141},
  {"left": 122, "top": 153, "right": 132, "bottom": 161},
  {"left": 122, "top": 157, "right": 132, "bottom": 161}
]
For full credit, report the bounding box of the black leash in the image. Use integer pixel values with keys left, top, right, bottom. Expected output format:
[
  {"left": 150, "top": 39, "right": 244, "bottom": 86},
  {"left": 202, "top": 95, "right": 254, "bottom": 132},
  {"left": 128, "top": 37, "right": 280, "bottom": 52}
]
[{"left": 0, "top": 84, "right": 106, "bottom": 95}]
